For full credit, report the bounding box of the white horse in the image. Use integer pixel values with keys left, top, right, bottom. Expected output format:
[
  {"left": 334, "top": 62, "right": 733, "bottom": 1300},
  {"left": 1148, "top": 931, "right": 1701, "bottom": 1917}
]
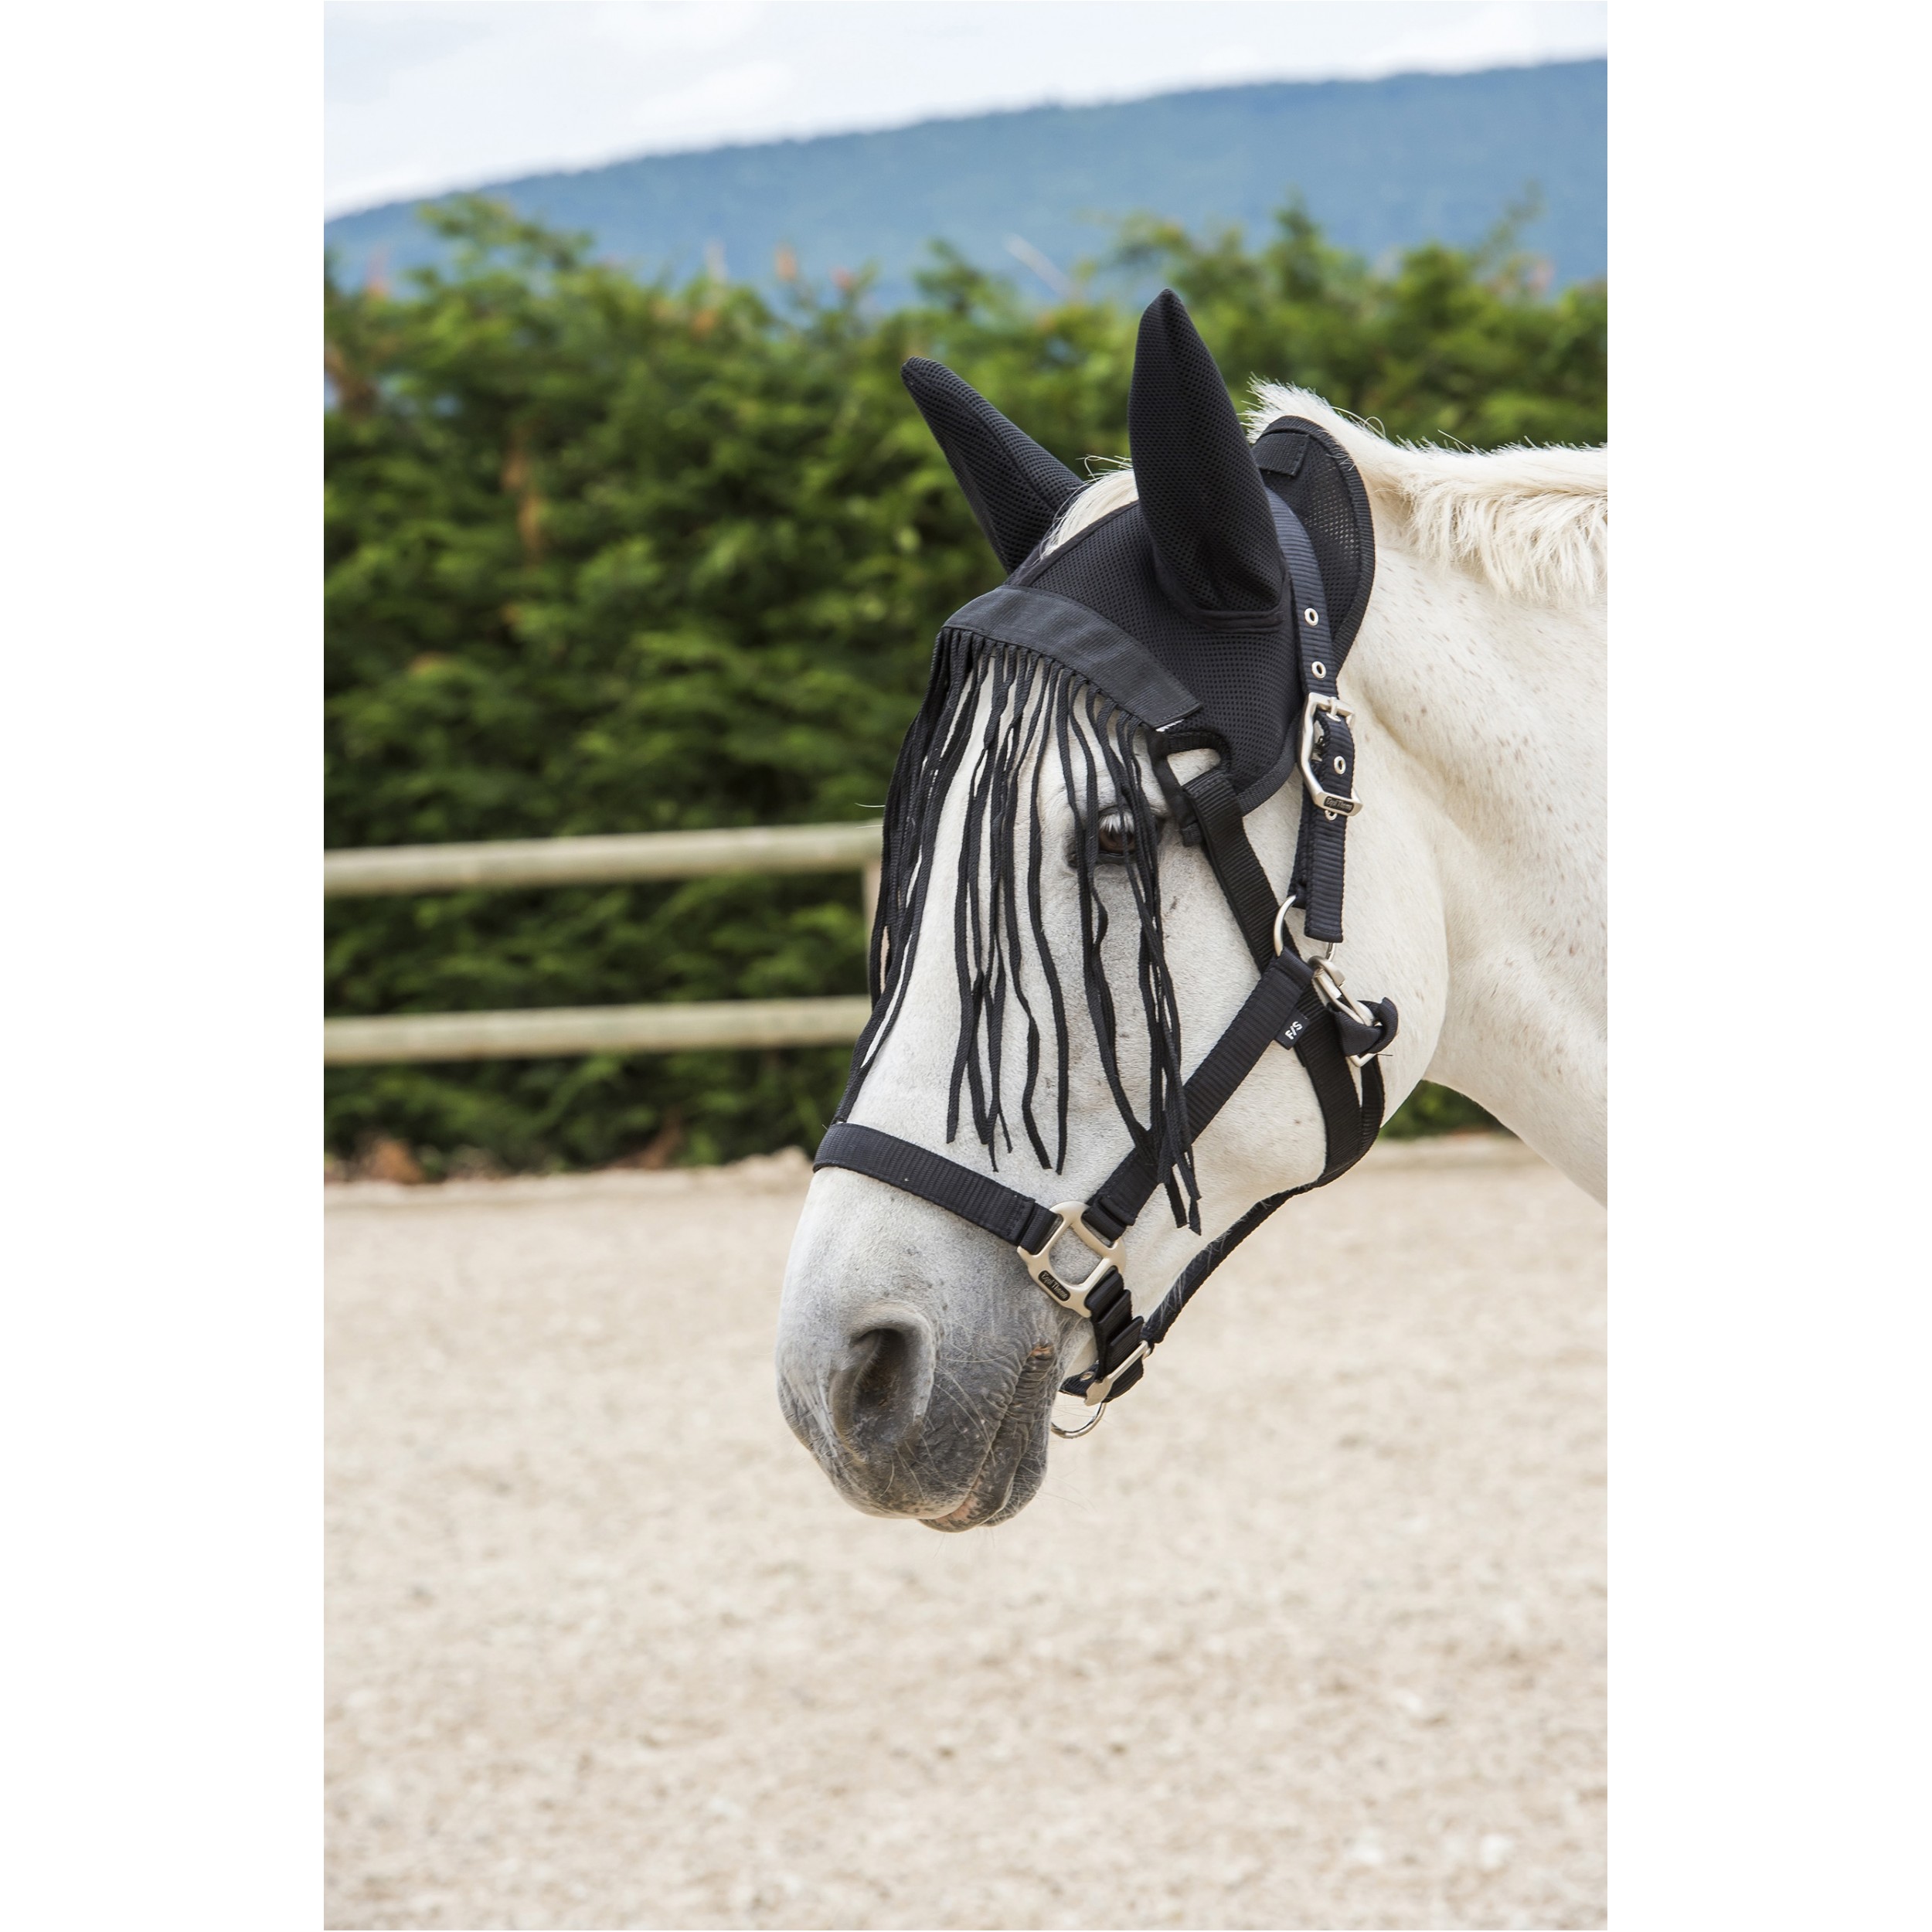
[{"left": 776, "top": 360, "right": 1605, "bottom": 1532}]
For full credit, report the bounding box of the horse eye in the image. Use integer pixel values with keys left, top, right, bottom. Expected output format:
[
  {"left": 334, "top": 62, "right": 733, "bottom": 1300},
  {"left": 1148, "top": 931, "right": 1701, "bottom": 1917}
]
[{"left": 1097, "top": 808, "right": 1134, "bottom": 857}]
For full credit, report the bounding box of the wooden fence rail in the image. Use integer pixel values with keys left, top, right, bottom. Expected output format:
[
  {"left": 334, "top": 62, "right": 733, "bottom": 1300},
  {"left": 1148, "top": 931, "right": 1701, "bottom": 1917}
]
[
  {"left": 325, "top": 822, "right": 880, "bottom": 1066},
  {"left": 323, "top": 822, "right": 879, "bottom": 896}
]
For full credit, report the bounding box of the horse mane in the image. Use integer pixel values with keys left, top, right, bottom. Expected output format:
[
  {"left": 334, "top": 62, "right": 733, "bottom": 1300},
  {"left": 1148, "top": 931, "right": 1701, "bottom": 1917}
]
[{"left": 1047, "top": 381, "right": 1607, "bottom": 608}]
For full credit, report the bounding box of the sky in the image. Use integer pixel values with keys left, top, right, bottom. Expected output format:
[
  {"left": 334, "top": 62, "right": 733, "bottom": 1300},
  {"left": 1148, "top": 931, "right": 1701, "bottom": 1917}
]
[{"left": 325, "top": 0, "right": 1609, "bottom": 216}]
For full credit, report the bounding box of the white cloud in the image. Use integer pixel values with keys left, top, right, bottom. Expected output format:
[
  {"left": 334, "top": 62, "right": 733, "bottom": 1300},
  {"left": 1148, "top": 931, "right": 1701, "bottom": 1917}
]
[{"left": 325, "top": 0, "right": 1608, "bottom": 215}]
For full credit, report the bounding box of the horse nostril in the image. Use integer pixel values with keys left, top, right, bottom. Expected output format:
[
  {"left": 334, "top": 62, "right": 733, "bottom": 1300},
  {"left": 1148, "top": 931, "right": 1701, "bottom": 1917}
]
[
  {"left": 853, "top": 1325, "right": 906, "bottom": 1423},
  {"left": 828, "top": 1311, "right": 933, "bottom": 1455}
]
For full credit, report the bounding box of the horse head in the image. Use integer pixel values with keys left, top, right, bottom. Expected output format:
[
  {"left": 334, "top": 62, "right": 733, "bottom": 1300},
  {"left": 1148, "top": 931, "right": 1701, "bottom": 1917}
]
[{"left": 773, "top": 291, "right": 1449, "bottom": 1528}]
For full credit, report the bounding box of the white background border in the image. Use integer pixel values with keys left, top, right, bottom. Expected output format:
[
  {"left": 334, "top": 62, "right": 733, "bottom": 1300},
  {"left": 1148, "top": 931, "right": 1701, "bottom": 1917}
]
[
  {"left": 1610, "top": 5, "right": 1927, "bottom": 1922},
  {"left": 2, "top": 3, "right": 1925, "bottom": 1924}
]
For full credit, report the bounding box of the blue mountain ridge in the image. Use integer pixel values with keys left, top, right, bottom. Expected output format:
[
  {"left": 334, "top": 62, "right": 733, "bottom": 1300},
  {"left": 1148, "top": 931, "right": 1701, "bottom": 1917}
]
[{"left": 325, "top": 59, "right": 1604, "bottom": 307}]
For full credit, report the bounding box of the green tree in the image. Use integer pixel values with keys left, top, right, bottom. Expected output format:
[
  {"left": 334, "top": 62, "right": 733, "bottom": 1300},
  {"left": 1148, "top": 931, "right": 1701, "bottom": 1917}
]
[{"left": 1111, "top": 196, "right": 1607, "bottom": 447}]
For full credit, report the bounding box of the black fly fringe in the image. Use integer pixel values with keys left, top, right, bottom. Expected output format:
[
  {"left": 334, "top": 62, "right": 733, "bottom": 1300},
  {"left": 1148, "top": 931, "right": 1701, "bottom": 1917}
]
[{"left": 848, "top": 629, "right": 1201, "bottom": 1232}]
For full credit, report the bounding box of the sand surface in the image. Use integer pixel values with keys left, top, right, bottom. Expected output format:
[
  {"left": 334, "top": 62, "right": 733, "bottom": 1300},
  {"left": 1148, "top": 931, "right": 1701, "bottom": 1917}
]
[{"left": 326, "top": 1135, "right": 1605, "bottom": 1930}]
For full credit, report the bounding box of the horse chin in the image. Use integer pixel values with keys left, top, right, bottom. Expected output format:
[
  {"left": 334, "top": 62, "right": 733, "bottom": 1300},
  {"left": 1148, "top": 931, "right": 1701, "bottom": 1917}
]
[{"left": 918, "top": 1347, "right": 1057, "bottom": 1532}]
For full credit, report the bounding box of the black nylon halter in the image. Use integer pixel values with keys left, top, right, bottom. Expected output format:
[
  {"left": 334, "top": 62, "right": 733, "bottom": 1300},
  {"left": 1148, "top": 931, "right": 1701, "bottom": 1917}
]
[{"left": 815, "top": 477, "right": 1397, "bottom": 1422}]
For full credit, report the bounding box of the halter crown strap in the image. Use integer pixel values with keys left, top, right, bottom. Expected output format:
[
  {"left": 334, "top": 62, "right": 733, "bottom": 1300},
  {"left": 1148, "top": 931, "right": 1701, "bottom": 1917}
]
[{"left": 1264, "top": 487, "right": 1355, "bottom": 943}]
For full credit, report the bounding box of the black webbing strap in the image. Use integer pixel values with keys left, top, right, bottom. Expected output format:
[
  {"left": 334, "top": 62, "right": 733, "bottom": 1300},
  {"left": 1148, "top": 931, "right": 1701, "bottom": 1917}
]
[
  {"left": 1177, "top": 765, "right": 1282, "bottom": 969},
  {"left": 815, "top": 971, "right": 1392, "bottom": 1410},
  {"left": 1073, "top": 999, "right": 1387, "bottom": 1399},
  {"left": 1142, "top": 1043, "right": 1386, "bottom": 1349},
  {"left": 1332, "top": 996, "right": 1400, "bottom": 1064},
  {"left": 815, "top": 952, "right": 1325, "bottom": 1260},
  {"left": 1074, "top": 1270, "right": 1144, "bottom": 1400},
  {"left": 1293, "top": 1002, "right": 1372, "bottom": 1187},
  {"left": 1298, "top": 704, "right": 1354, "bottom": 941},
  {"left": 1110, "top": 750, "right": 1386, "bottom": 1228},
  {"left": 1143, "top": 1185, "right": 1312, "bottom": 1347},
  {"left": 1086, "top": 949, "right": 1318, "bottom": 1239},
  {"left": 1261, "top": 484, "right": 1355, "bottom": 944},
  {"left": 813, "top": 1122, "right": 1060, "bottom": 1255}
]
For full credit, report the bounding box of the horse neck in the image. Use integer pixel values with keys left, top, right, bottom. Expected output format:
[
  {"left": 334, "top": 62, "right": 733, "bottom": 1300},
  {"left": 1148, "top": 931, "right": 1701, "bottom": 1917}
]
[{"left": 1355, "top": 543, "right": 1607, "bottom": 1197}]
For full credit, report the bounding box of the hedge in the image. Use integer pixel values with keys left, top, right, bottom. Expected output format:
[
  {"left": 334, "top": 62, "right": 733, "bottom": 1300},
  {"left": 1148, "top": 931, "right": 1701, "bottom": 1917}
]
[{"left": 325, "top": 199, "right": 1600, "bottom": 1171}]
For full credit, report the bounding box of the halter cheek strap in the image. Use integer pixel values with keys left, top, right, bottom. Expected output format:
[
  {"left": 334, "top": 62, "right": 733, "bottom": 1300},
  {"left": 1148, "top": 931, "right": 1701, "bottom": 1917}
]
[{"left": 815, "top": 492, "right": 1398, "bottom": 1424}]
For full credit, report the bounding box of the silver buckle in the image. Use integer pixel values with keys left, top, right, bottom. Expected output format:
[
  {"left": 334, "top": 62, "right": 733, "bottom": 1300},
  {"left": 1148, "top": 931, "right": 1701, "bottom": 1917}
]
[
  {"left": 1310, "top": 957, "right": 1383, "bottom": 1068},
  {"left": 1079, "top": 1339, "right": 1150, "bottom": 1406},
  {"left": 1299, "top": 693, "right": 1363, "bottom": 821},
  {"left": 1017, "top": 1202, "right": 1125, "bottom": 1318}
]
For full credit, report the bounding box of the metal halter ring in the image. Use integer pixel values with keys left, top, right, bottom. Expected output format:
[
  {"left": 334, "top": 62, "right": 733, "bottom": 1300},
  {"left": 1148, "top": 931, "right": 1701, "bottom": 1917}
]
[
  {"left": 1299, "top": 693, "right": 1363, "bottom": 821},
  {"left": 1271, "top": 891, "right": 1301, "bottom": 958},
  {"left": 1049, "top": 1339, "right": 1152, "bottom": 1436},
  {"left": 1051, "top": 1399, "right": 1109, "bottom": 1439},
  {"left": 1272, "top": 890, "right": 1336, "bottom": 964},
  {"left": 1017, "top": 1202, "right": 1125, "bottom": 1318}
]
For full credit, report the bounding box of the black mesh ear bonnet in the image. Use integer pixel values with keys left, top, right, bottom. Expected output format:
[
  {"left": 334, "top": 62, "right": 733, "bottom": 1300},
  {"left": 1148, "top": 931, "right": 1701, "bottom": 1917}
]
[
  {"left": 1014, "top": 301, "right": 1377, "bottom": 807},
  {"left": 846, "top": 294, "right": 1377, "bottom": 1230},
  {"left": 1012, "top": 294, "right": 1349, "bottom": 810}
]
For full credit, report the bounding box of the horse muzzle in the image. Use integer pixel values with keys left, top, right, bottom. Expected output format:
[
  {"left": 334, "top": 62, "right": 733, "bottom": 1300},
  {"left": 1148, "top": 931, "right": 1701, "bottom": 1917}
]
[{"left": 774, "top": 1177, "right": 1066, "bottom": 1526}]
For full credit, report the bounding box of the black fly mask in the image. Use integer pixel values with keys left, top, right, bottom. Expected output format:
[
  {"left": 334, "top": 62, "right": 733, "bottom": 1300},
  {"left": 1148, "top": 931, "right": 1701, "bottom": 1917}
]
[{"left": 838, "top": 291, "right": 1379, "bottom": 1243}]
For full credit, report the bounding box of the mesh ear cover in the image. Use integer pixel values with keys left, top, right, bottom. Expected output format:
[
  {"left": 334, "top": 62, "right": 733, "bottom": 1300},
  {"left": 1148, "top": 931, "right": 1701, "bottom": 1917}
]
[
  {"left": 901, "top": 357, "right": 1084, "bottom": 573},
  {"left": 1127, "top": 291, "right": 1284, "bottom": 624},
  {"left": 1252, "top": 418, "right": 1378, "bottom": 655}
]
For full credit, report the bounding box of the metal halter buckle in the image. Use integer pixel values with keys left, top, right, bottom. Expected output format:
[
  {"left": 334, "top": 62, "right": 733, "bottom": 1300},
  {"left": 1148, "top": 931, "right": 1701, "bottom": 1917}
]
[
  {"left": 1299, "top": 693, "right": 1363, "bottom": 821},
  {"left": 1017, "top": 1202, "right": 1126, "bottom": 1318},
  {"left": 1079, "top": 1339, "right": 1151, "bottom": 1407},
  {"left": 1310, "top": 957, "right": 1383, "bottom": 1067}
]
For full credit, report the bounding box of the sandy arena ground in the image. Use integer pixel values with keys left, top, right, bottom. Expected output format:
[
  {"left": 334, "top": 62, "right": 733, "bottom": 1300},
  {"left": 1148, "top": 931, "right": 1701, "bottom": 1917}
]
[{"left": 326, "top": 1135, "right": 1605, "bottom": 1930}]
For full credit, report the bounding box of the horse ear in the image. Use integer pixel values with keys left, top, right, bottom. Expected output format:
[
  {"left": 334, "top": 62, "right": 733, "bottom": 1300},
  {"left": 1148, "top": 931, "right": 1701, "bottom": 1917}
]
[
  {"left": 901, "top": 357, "right": 1083, "bottom": 572},
  {"left": 1128, "top": 290, "right": 1284, "bottom": 621}
]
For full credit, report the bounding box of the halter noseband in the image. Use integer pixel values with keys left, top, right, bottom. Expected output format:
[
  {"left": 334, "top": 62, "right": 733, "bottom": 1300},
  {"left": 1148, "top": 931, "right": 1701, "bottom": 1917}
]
[{"left": 815, "top": 465, "right": 1397, "bottom": 1432}]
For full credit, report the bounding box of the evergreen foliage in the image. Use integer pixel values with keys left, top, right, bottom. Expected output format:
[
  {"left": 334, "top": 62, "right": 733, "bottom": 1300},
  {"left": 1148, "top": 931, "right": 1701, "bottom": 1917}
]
[{"left": 325, "top": 198, "right": 1605, "bottom": 1173}]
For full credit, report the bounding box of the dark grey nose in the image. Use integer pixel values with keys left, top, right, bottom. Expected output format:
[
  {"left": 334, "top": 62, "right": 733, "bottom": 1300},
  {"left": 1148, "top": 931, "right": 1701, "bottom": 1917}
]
[{"left": 825, "top": 1305, "right": 936, "bottom": 1459}]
